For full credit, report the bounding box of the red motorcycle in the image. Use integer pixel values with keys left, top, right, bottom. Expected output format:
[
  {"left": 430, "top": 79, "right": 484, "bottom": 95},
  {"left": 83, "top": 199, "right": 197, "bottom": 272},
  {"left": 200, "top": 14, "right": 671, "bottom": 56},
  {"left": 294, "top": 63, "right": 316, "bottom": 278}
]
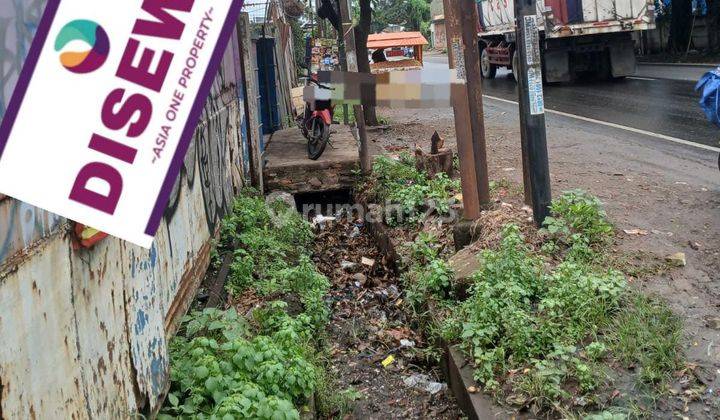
[{"left": 299, "top": 76, "right": 334, "bottom": 160}]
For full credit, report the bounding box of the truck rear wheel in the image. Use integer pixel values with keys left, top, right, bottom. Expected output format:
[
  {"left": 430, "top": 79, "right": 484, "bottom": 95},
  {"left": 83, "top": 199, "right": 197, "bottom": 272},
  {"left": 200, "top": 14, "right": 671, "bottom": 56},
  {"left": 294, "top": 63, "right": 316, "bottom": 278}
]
[{"left": 481, "top": 48, "right": 497, "bottom": 79}]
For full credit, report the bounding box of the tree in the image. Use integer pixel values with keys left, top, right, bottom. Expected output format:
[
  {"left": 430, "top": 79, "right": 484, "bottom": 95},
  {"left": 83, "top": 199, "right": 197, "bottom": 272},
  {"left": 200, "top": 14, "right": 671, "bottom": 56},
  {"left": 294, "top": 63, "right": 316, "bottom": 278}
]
[
  {"left": 369, "top": 0, "right": 430, "bottom": 33},
  {"left": 403, "top": 0, "right": 431, "bottom": 33},
  {"left": 709, "top": 0, "right": 720, "bottom": 51},
  {"left": 668, "top": 0, "right": 692, "bottom": 52},
  {"left": 355, "top": 0, "right": 379, "bottom": 125}
]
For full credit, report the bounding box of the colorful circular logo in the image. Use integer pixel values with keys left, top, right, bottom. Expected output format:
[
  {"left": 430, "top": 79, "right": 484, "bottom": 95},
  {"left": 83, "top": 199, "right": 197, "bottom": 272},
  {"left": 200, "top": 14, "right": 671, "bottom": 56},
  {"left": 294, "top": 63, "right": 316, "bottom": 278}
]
[{"left": 54, "top": 20, "right": 110, "bottom": 74}]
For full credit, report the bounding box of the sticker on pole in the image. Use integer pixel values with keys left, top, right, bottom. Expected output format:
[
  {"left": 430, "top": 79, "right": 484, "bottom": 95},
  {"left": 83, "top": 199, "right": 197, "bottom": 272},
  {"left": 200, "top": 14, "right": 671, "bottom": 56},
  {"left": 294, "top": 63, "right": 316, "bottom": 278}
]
[
  {"left": 523, "top": 15, "right": 544, "bottom": 115},
  {"left": 0, "top": 0, "right": 244, "bottom": 248},
  {"left": 523, "top": 16, "right": 541, "bottom": 67},
  {"left": 527, "top": 67, "right": 545, "bottom": 115}
]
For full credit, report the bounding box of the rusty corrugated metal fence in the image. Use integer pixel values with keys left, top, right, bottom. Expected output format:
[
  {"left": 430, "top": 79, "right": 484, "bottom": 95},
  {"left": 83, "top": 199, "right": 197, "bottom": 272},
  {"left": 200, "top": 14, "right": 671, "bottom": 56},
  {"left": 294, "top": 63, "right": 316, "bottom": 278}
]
[{"left": 0, "top": 0, "right": 259, "bottom": 417}]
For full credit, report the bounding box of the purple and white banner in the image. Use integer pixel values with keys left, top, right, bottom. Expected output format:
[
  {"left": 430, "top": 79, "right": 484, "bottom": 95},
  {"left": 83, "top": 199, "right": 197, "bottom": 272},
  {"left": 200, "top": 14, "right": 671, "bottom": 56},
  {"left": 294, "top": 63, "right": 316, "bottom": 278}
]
[{"left": 0, "top": 0, "right": 243, "bottom": 247}]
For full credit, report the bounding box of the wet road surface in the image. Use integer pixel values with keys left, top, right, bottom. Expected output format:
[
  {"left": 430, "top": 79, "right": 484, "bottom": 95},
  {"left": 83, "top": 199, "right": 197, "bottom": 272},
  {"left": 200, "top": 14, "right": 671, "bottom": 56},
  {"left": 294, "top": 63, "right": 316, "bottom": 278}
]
[{"left": 425, "top": 55, "right": 719, "bottom": 148}]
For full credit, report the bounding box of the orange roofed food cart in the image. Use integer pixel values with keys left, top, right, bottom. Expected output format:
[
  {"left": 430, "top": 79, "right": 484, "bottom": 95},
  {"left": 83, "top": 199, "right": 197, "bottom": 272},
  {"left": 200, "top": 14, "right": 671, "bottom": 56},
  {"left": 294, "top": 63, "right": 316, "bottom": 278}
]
[{"left": 367, "top": 31, "right": 429, "bottom": 73}]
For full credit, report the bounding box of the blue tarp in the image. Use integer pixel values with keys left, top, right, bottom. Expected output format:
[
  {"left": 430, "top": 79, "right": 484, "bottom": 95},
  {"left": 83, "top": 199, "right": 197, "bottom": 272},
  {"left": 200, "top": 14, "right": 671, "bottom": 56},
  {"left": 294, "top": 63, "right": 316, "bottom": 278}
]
[
  {"left": 696, "top": 67, "right": 720, "bottom": 128},
  {"left": 693, "top": 0, "right": 708, "bottom": 16}
]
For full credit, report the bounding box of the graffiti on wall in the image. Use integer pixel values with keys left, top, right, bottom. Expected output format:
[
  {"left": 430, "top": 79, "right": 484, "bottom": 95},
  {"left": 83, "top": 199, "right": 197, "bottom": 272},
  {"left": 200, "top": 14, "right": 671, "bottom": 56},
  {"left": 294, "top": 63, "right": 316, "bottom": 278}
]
[
  {"left": 163, "top": 50, "right": 247, "bottom": 235},
  {"left": 0, "top": 0, "right": 251, "bottom": 269},
  {"left": 0, "top": 199, "right": 63, "bottom": 264},
  {"left": 0, "top": 0, "right": 45, "bottom": 119},
  {"left": 0, "top": 0, "right": 65, "bottom": 270},
  {"left": 197, "top": 80, "right": 237, "bottom": 232}
]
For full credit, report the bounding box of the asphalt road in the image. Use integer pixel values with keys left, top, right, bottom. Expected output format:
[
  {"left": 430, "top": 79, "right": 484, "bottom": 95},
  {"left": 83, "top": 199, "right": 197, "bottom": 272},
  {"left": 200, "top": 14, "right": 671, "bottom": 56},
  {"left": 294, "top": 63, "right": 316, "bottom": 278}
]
[{"left": 424, "top": 54, "right": 719, "bottom": 149}]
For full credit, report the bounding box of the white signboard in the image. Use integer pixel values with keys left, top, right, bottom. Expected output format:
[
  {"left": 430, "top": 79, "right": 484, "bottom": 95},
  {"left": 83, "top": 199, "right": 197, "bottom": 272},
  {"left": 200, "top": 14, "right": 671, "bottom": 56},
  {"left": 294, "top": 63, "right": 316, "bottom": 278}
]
[{"left": 0, "top": 0, "right": 243, "bottom": 248}]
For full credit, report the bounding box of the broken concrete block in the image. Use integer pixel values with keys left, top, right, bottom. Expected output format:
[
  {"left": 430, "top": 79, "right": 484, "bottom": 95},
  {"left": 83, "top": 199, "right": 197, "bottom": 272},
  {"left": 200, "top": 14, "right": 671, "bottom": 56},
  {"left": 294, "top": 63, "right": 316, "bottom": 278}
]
[{"left": 665, "top": 252, "right": 686, "bottom": 267}]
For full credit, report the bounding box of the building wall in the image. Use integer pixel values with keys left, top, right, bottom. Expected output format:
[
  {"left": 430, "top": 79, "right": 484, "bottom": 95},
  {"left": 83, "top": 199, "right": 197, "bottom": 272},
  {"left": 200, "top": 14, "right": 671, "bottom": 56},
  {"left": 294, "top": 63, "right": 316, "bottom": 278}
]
[
  {"left": 430, "top": 0, "right": 444, "bottom": 18},
  {"left": 432, "top": 20, "right": 447, "bottom": 51},
  {"left": 633, "top": 18, "right": 711, "bottom": 54},
  {"left": 0, "top": 1, "right": 256, "bottom": 417}
]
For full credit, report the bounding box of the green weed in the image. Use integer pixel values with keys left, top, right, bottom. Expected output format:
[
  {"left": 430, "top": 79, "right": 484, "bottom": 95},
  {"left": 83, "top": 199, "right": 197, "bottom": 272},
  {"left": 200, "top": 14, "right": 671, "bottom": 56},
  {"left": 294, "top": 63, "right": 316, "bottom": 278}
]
[
  {"left": 606, "top": 293, "right": 683, "bottom": 385},
  {"left": 543, "top": 189, "right": 614, "bottom": 248},
  {"left": 162, "top": 304, "right": 317, "bottom": 419},
  {"left": 219, "top": 192, "right": 315, "bottom": 299},
  {"left": 442, "top": 225, "right": 625, "bottom": 409},
  {"left": 370, "top": 155, "right": 459, "bottom": 225},
  {"left": 162, "top": 191, "right": 349, "bottom": 419}
]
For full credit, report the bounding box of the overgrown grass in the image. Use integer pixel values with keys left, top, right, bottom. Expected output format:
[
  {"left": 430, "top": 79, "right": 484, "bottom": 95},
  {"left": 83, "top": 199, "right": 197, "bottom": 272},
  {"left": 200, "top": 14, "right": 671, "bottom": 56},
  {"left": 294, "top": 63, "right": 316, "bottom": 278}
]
[
  {"left": 606, "top": 293, "right": 683, "bottom": 385},
  {"left": 542, "top": 189, "right": 614, "bottom": 248},
  {"left": 333, "top": 105, "right": 355, "bottom": 124}
]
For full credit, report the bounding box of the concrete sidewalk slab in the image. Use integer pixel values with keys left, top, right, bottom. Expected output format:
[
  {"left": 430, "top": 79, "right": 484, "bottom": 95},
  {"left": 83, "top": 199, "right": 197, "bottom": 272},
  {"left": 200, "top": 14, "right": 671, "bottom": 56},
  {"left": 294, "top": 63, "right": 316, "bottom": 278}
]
[{"left": 263, "top": 125, "right": 362, "bottom": 193}]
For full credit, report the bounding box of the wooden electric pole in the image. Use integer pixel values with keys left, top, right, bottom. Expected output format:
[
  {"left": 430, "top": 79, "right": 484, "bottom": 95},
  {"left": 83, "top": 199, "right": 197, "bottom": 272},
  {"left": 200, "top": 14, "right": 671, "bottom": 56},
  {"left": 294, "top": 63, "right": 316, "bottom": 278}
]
[
  {"left": 458, "top": 0, "right": 490, "bottom": 208},
  {"left": 443, "top": 0, "right": 490, "bottom": 220},
  {"left": 338, "top": 0, "right": 371, "bottom": 175},
  {"left": 515, "top": 0, "right": 552, "bottom": 225}
]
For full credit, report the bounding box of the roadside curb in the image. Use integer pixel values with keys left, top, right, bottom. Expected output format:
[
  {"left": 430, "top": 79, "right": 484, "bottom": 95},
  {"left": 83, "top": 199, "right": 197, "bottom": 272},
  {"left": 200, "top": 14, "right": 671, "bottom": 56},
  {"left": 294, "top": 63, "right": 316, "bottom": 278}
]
[
  {"left": 441, "top": 345, "right": 516, "bottom": 420},
  {"left": 637, "top": 61, "right": 718, "bottom": 68}
]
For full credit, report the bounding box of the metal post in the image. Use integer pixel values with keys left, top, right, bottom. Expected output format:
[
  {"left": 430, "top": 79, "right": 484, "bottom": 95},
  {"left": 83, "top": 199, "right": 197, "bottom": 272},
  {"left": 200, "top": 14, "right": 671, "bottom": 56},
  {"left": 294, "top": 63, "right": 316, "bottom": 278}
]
[
  {"left": 515, "top": 0, "right": 552, "bottom": 225},
  {"left": 338, "top": 0, "right": 371, "bottom": 175},
  {"left": 443, "top": 0, "right": 481, "bottom": 220},
  {"left": 335, "top": 5, "right": 350, "bottom": 125},
  {"left": 458, "top": 0, "right": 490, "bottom": 208},
  {"left": 237, "top": 13, "right": 264, "bottom": 192}
]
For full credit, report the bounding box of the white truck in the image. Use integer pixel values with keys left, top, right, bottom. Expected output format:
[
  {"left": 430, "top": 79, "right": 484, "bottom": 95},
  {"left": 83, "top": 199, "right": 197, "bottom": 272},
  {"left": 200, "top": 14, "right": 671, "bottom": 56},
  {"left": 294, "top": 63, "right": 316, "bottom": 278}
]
[{"left": 477, "top": 0, "right": 656, "bottom": 82}]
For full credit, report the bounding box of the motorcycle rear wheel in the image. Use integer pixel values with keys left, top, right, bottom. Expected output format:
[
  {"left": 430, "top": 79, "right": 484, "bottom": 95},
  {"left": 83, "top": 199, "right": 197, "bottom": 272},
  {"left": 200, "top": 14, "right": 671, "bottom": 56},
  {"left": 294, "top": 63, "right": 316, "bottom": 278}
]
[{"left": 307, "top": 117, "right": 329, "bottom": 160}]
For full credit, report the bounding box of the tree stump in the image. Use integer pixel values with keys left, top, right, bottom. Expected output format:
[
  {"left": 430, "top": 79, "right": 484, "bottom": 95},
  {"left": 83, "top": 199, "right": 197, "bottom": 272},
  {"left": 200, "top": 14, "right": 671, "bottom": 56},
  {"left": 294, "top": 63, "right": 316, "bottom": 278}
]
[
  {"left": 416, "top": 148, "right": 454, "bottom": 179},
  {"left": 415, "top": 131, "right": 454, "bottom": 179}
]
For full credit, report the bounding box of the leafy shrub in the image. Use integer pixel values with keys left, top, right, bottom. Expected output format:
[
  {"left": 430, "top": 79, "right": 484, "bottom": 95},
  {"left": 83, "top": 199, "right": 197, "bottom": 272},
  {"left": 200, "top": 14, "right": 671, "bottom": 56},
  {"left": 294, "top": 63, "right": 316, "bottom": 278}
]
[
  {"left": 515, "top": 345, "right": 602, "bottom": 412},
  {"left": 370, "top": 155, "right": 459, "bottom": 226},
  {"left": 407, "top": 232, "right": 442, "bottom": 263},
  {"left": 163, "top": 306, "right": 319, "bottom": 418},
  {"left": 213, "top": 385, "right": 299, "bottom": 420},
  {"left": 226, "top": 249, "right": 255, "bottom": 297},
  {"left": 221, "top": 191, "right": 316, "bottom": 299},
  {"left": 183, "top": 307, "right": 248, "bottom": 343},
  {"left": 584, "top": 411, "right": 627, "bottom": 420},
  {"left": 405, "top": 258, "right": 455, "bottom": 307},
  {"left": 585, "top": 342, "right": 607, "bottom": 361},
  {"left": 371, "top": 153, "right": 424, "bottom": 201},
  {"left": 220, "top": 192, "right": 271, "bottom": 245},
  {"left": 447, "top": 224, "right": 625, "bottom": 400},
  {"left": 164, "top": 191, "right": 336, "bottom": 418},
  {"left": 402, "top": 233, "right": 456, "bottom": 308},
  {"left": 543, "top": 190, "right": 613, "bottom": 247}
]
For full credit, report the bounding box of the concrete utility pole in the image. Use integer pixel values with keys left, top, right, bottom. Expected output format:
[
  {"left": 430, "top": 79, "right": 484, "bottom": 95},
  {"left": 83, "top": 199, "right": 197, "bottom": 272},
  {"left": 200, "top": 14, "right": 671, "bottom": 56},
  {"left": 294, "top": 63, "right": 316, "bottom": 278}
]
[
  {"left": 442, "top": 0, "right": 490, "bottom": 221},
  {"left": 514, "top": 0, "right": 552, "bottom": 225},
  {"left": 338, "top": 0, "right": 372, "bottom": 174}
]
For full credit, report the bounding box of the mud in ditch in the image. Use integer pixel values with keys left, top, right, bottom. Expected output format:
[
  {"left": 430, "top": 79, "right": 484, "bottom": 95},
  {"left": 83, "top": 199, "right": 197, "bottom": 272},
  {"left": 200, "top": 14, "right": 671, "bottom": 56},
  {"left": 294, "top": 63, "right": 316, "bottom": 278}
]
[{"left": 311, "top": 215, "right": 461, "bottom": 419}]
